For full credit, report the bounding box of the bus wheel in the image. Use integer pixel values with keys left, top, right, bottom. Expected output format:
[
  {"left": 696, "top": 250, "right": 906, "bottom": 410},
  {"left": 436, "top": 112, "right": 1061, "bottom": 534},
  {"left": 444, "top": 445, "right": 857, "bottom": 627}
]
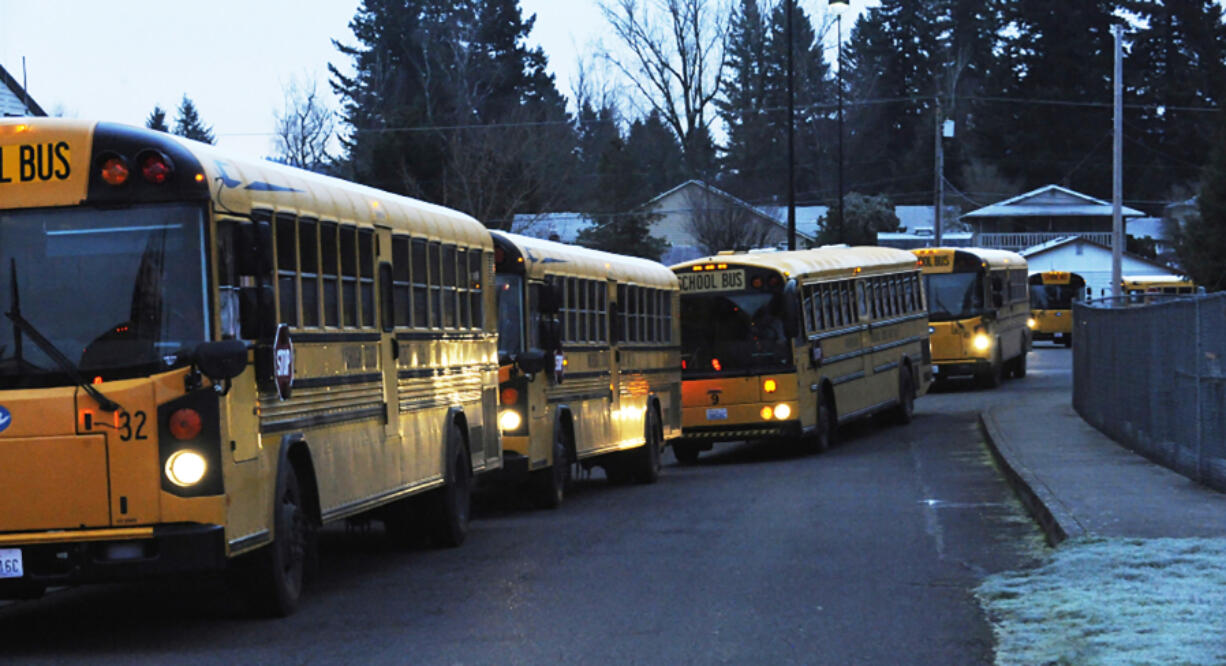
[
  {"left": 533, "top": 426, "right": 570, "bottom": 509},
  {"left": 1012, "top": 348, "right": 1028, "bottom": 379},
  {"left": 429, "top": 432, "right": 472, "bottom": 548},
  {"left": 978, "top": 352, "right": 1003, "bottom": 389},
  {"left": 631, "top": 408, "right": 662, "bottom": 484},
  {"left": 250, "top": 463, "right": 313, "bottom": 617},
  {"left": 891, "top": 366, "right": 915, "bottom": 425},
  {"left": 811, "top": 397, "right": 836, "bottom": 453},
  {"left": 672, "top": 441, "right": 700, "bottom": 465}
]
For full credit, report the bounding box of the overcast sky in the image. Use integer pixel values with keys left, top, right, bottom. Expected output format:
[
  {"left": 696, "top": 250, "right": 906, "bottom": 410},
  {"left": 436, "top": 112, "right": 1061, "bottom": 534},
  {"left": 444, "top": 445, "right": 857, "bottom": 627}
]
[{"left": 0, "top": 0, "right": 870, "bottom": 160}]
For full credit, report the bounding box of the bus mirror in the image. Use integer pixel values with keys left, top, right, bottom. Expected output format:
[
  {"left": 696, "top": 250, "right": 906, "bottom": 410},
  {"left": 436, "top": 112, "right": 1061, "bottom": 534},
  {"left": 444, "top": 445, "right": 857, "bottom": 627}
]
[
  {"left": 498, "top": 350, "right": 512, "bottom": 367},
  {"left": 517, "top": 348, "right": 549, "bottom": 374},
  {"left": 239, "top": 284, "right": 276, "bottom": 340},
  {"left": 236, "top": 220, "right": 274, "bottom": 277},
  {"left": 195, "top": 340, "right": 249, "bottom": 382},
  {"left": 539, "top": 283, "right": 562, "bottom": 315},
  {"left": 782, "top": 280, "right": 801, "bottom": 339}
]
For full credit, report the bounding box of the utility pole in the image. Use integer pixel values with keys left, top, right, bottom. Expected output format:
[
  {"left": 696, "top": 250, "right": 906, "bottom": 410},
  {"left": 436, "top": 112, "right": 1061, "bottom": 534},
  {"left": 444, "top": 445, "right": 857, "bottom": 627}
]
[
  {"left": 1111, "top": 23, "right": 1123, "bottom": 299},
  {"left": 934, "top": 96, "right": 944, "bottom": 247},
  {"left": 786, "top": 0, "right": 796, "bottom": 251}
]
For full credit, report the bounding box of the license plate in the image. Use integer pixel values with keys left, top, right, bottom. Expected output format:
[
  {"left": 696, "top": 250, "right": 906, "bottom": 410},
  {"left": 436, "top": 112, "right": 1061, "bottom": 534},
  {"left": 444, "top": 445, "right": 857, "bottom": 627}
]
[
  {"left": 0, "top": 548, "right": 22, "bottom": 579},
  {"left": 1054, "top": 332, "right": 1064, "bottom": 339},
  {"left": 705, "top": 408, "right": 728, "bottom": 421},
  {"left": 932, "top": 365, "right": 940, "bottom": 375}
]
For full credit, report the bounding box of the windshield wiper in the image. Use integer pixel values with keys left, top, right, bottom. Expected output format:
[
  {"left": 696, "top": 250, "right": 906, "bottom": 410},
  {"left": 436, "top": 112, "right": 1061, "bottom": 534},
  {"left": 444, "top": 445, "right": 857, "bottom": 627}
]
[{"left": 5, "top": 260, "right": 122, "bottom": 412}]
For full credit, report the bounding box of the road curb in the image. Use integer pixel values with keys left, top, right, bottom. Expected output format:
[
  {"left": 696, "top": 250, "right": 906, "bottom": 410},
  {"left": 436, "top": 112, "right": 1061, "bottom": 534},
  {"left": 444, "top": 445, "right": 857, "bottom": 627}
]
[{"left": 979, "top": 408, "right": 1086, "bottom": 546}]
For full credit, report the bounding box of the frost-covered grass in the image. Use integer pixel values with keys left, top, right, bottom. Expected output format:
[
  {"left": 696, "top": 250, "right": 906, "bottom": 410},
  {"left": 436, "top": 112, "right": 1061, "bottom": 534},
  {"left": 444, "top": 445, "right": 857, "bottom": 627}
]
[{"left": 976, "top": 537, "right": 1226, "bottom": 665}]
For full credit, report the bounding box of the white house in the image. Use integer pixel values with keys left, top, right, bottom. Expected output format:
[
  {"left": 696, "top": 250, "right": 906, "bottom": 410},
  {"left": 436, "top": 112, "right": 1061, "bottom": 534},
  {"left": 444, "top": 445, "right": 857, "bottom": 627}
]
[
  {"left": 962, "top": 184, "right": 1144, "bottom": 252},
  {"left": 1, "top": 62, "right": 45, "bottom": 117},
  {"left": 1019, "top": 236, "right": 1177, "bottom": 300}
]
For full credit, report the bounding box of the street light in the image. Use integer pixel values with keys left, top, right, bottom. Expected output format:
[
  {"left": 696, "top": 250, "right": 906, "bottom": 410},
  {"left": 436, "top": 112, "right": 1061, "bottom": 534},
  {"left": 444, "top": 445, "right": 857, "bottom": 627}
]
[{"left": 829, "top": 0, "right": 848, "bottom": 245}]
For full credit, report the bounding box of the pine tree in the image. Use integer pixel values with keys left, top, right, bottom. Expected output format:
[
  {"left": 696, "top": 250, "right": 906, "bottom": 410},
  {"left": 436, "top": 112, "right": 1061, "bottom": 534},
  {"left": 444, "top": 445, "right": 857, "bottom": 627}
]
[
  {"left": 146, "top": 105, "right": 169, "bottom": 132},
  {"left": 718, "top": 0, "right": 774, "bottom": 200},
  {"left": 172, "top": 95, "right": 215, "bottom": 144},
  {"left": 1123, "top": 0, "right": 1226, "bottom": 207},
  {"left": 1174, "top": 112, "right": 1226, "bottom": 291}
]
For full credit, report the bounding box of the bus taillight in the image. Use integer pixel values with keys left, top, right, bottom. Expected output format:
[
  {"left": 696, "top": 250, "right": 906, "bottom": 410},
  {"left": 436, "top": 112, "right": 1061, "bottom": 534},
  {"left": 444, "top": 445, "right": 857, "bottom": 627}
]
[
  {"left": 98, "top": 155, "right": 129, "bottom": 186},
  {"left": 139, "top": 150, "right": 175, "bottom": 184}
]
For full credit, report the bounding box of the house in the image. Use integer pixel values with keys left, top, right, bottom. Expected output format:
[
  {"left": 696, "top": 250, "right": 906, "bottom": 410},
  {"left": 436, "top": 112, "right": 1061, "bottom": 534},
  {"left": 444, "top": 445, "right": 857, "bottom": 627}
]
[
  {"left": 0, "top": 62, "right": 46, "bottom": 117},
  {"left": 877, "top": 228, "right": 975, "bottom": 250},
  {"left": 962, "top": 184, "right": 1144, "bottom": 252},
  {"left": 644, "top": 180, "right": 815, "bottom": 265},
  {"left": 1019, "top": 235, "right": 1177, "bottom": 300},
  {"left": 510, "top": 212, "right": 593, "bottom": 242}
]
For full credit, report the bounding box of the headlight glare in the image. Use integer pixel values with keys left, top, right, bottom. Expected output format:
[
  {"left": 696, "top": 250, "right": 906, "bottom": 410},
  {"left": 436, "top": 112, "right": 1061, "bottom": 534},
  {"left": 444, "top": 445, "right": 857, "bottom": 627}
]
[
  {"left": 165, "top": 450, "right": 207, "bottom": 487},
  {"left": 499, "top": 409, "right": 522, "bottom": 431},
  {"left": 1027, "top": 317, "right": 1037, "bottom": 329},
  {"left": 972, "top": 333, "right": 992, "bottom": 351},
  {"left": 774, "top": 403, "right": 792, "bottom": 420}
]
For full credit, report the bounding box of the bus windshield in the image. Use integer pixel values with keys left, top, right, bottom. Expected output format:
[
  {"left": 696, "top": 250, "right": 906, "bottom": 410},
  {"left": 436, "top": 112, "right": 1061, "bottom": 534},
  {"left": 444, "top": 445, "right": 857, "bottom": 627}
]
[
  {"left": 680, "top": 290, "right": 792, "bottom": 375},
  {"left": 0, "top": 204, "right": 208, "bottom": 387},
  {"left": 1030, "top": 284, "right": 1079, "bottom": 310},
  {"left": 925, "top": 272, "right": 985, "bottom": 321},
  {"left": 496, "top": 273, "right": 524, "bottom": 355}
]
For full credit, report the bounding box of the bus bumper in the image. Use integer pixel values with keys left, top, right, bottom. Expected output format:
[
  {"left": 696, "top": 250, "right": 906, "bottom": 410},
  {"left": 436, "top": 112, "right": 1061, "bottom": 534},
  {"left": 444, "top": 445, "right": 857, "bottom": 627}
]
[
  {"left": 680, "top": 420, "right": 802, "bottom": 444},
  {"left": 484, "top": 451, "right": 531, "bottom": 484},
  {"left": 931, "top": 359, "right": 991, "bottom": 379},
  {"left": 0, "top": 523, "right": 226, "bottom": 595}
]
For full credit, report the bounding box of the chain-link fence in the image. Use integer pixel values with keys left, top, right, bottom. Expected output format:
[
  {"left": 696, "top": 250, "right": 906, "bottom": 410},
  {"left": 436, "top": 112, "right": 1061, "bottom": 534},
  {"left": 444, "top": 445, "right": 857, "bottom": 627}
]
[{"left": 1074, "top": 293, "right": 1226, "bottom": 493}]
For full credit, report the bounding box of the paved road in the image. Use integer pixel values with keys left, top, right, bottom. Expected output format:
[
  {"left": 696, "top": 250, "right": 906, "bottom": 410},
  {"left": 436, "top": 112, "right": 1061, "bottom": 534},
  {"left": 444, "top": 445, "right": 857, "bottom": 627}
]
[{"left": 1, "top": 351, "right": 1066, "bottom": 664}]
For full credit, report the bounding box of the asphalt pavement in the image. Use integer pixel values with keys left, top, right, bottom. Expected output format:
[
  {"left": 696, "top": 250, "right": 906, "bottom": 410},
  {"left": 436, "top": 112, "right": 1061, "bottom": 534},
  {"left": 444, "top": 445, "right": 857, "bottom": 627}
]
[{"left": 979, "top": 343, "right": 1226, "bottom": 544}]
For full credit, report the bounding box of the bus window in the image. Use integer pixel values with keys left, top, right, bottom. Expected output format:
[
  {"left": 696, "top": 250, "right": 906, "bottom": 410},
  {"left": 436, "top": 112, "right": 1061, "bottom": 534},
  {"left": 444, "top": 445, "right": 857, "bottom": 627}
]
[
  {"left": 469, "top": 250, "right": 484, "bottom": 330},
  {"left": 340, "top": 226, "right": 358, "bottom": 327},
  {"left": 300, "top": 219, "right": 320, "bottom": 327},
  {"left": 497, "top": 273, "right": 524, "bottom": 354},
  {"left": 429, "top": 241, "right": 442, "bottom": 329},
  {"left": 442, "top": 244, "right": 458, "bottom": 329},
  {"left": 412, "top": 238, "right": 429, "bottom": 327},
  {"left": 276, "top": 213, "right": 298, "bottom": 327},
  {"left": 360, "top": 229, "right": 375, "bottom": 328},
  {"left": 926, "top": 272, "right": 984, "bottom": 321},
  {"left": 321, "top": 222, "right": 340, "bottom": 327},
  {"left": 457, "top": 247, "right": 471, "bottom": 329},
  {"left": 392, "top": 236, "right": 411, "bottom": 327}
]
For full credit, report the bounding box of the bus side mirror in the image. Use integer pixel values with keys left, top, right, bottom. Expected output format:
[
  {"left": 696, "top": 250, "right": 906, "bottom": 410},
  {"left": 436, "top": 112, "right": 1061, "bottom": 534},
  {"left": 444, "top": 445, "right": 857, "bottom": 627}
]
[
  {"left": 516, "top": 348, "right": 549, "bottom": 374},
  {"left": 539, "top": 283, "right": 562, "bottom": 315},
  {"left": 782, "top": 280, "right": 801, "bottom": 339},
  {"left": 195, "top": 340, "right": 248, "bottom": 382}
]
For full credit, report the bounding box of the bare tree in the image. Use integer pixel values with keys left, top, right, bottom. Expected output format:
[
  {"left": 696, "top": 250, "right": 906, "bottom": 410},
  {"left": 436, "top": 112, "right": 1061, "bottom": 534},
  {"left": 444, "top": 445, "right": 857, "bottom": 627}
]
[
  {"left": 599, "top": 0, "right": 730, "bottom": 162},
  {"left": 685, "top": 187, "right": 775, "bottom": 255},
  {"left": 274, "top": 75, "right": 336, "bottom": 172}
]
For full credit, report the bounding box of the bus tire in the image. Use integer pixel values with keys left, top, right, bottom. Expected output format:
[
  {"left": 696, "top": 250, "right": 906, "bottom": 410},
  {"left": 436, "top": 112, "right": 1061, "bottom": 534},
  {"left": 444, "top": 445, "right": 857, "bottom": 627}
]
[
  {"left": 250, "top": 462, "right": 313, "bottom": 617},
  {"left": 978, "top": 351, "right": 1003, "bottom": 389},
  {"left": 631, "top": 407, "right": 662, "bottom": 484},
  {"left": 429, "top": 427, "right": 472, "bottom": 548},
  {"left": 672, "top": 441, "right": 701, "bottom": 465},
  {"left": 891, "top": 365, "right": 915, "bottom": 425},
  {"left": 811, "top": 396, "right": 836, "bottom": 453},
  {"left": 1012, "top": 349, "right": 1028, "bottom": 379},
  {"left": 533, "top": 425, "right": 570, "bottom": 509}
]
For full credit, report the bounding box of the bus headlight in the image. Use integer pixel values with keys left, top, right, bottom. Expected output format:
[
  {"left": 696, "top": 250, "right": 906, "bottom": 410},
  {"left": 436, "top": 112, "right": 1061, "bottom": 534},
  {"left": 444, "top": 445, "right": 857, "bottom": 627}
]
[
  {"left": 773, "top": 403, "right": 792, "bottom": 420},
  {"left": 499, "top": 409, "right": 523, "bottom": 431},
  {"left": 165, "top": 450, "right": 207, "bottom": 487},
  {"left": 972, "top": 333, "right": 992, "bottom": 352},
  {"left": 1027, "top": 317, "right": 1037, "bottom": 329}
]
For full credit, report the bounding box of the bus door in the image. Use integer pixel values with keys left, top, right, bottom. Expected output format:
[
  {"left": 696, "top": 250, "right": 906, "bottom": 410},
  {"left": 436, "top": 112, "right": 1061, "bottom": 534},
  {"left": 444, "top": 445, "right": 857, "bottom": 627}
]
[
  {"left": 375, "top": 227, "right": 402, "bottom": 448},
  {"left": 607, "top": 278, "right": 623, "bottom": 445}
]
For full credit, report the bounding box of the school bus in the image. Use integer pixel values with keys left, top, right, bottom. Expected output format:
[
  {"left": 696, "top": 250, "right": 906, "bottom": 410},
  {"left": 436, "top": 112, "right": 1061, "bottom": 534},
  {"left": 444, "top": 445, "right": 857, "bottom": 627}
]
[
  {"left": 1028, "top": 271, "right": 1086, "bottom": 347},
  {"left": 1122, "top": 275, "right": 1198, "bottom": 304},
  {"left": 492, "top": 232, "right": 680, "bottom": 506},
  {"left": 913, "top": 247, "right": 1029, "bottom": 387},
  {"left": 0, "top": 119, "right": 500, "bottom": 614},
  {"left": 670, "top": 247, "right": 930, "bottom": 463}
]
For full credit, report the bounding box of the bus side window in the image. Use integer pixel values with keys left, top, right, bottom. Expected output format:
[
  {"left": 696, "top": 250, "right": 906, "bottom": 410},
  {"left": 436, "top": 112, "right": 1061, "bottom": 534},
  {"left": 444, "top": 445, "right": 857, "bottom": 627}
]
[
  {"left": 321, "top": 222, "right": 340, "bottom": 327},
  {"left": 991, "top": 273, "right": 1004, "bottom": 308},
  {"left": 597, "top": 283, "right": 608, "bottom": 343},
  {"left": 392, "top": 236, "right": 411, "bottom": 327},
  {"left": 442, "top": 244, "right": 458, "bottom": 329},
  {"left": 276, "top": 213, "right": 298, "bottom": 327},
  {"left": 802, "top": 285, "right": 814, "bottom": 334},
  {"left": 822, "top": 284, "right": 835, "bottom": 329},
  {"left": 300, "top": 219, "right": 320, "bottom": 327},
  {"left": 340, "top": 226, "right": 358, "bottom": 327},
  {"left": 428, "top": 241, "right": 442, "bottom": 329},
  {"left": 469, "top": 250, "right": 484, "bottom": 330},
  {"left": 216, "top": 219, "right": 241, "bottom": 339},
  {"left": 360, "top": 229, "right": 375, "bottom": 328},
  {"left": 411, "top": 238, "right": 429, "bottom": 328},
  {"left": 457, "top": 247, "right": 471, "bottom": 329}
]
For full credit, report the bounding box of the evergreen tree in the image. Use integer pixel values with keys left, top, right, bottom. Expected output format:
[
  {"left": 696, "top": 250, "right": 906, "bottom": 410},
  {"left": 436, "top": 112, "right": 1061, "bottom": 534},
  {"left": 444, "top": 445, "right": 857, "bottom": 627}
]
[
  {"left": 717, "top": 0, "right": 773, "bottom": 200},
  {"left": 1123, "top": 0, "right": 1226, "bottom": 208},
  {"left": 146, "top": 105, "right": 169, "bottom": 132},
  {"left": 841, "top": 0, "right": 943, "bottom": 201},
  {"left": 1174, "top": 112, "right": 1226, "bottom": 291},
  {"left": 172, "top": 95, "right": 215, "bottom": 144},
  {"left": 330, "top": 0, "right": 575, "bottom": 225},
  {"left": 815, "top": 191, "right": 901, "bottom": 246}
]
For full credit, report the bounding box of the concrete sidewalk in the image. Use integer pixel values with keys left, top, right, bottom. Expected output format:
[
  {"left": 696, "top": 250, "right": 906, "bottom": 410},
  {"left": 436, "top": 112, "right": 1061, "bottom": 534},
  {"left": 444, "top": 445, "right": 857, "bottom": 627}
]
[{"left": 980, "top": 382, "right": 1226, "bottom": 545}]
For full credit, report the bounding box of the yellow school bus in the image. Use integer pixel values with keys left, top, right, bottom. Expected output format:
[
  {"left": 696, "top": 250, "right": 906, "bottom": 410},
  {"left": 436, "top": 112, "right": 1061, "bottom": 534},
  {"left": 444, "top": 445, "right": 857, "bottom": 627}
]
[
  {"left": 491, "top": 232, "right": 680, "bottom": 506},
  {"left": 1028, "top": 271, "right": 1086, "bottom": 347},
  {"left": 1122, "top": 275, "right": 1198, "bottom": 304},
  {"left": 0, "top": 119, "right": 500, "bottom": 614},
  {"left": 913, "top": 247, "right": 1029, "bottom": 387},
  {"left": 670, "top": 247, "right": 930, "bottom": 462}
]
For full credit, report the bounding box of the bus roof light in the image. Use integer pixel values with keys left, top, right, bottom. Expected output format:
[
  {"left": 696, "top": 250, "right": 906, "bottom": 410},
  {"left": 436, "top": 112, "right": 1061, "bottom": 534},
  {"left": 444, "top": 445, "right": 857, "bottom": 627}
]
[
  {"left": 99, "top": 156, "right": 130, "bottom": 186},
  {"left": 139, "top": 151, "right": 174, "bottom": 184}
]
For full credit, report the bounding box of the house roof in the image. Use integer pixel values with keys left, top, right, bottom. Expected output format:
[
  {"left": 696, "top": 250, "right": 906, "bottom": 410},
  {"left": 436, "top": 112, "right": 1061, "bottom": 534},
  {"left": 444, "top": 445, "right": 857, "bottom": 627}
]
[
  {"left": 0, "top": 62, "right": 46, "bottom": 117},
  {"left": 647, "top": 180, "right": 815, "bottom": 241},
  {"left": 962, "top": 184, "right": 1143, "bottom": 219},
  {"left": 1019, "top": 234, "right": 1173, "bottom": 272}
]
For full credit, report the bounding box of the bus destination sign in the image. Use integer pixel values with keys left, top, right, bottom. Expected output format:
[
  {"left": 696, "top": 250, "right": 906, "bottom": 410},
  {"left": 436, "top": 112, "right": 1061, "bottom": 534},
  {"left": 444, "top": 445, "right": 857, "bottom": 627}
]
[{"left": 678, "top": 270, "right": 746, "bottom": 293}]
